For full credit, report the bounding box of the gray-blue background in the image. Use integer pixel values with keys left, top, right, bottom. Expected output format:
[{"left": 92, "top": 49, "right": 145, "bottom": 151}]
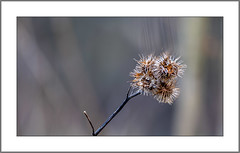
[{"left": 17, "top": 17, "right": 223, "bottom": 136}]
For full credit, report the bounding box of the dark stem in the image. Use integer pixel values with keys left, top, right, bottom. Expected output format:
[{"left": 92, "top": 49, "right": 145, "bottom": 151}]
[
  {"left": 83, "top": 87, "right": 141, "bottom": 136},
  {"left": 83, "top": 111, "right": 95, "bottom": 135},
  {"left": 94, "top": 90, "right": 140, "bottom": 136}
]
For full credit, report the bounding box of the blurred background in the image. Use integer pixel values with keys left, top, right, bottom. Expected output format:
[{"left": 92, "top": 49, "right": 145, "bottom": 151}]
[{"left": 17, "top": 17, "right": 223, "bottom": 136}]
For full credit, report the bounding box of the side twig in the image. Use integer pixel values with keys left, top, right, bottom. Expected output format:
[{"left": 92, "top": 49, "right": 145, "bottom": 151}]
[
  {"left": 83, "top": 86, "right": 141, "bottom": 136},
  {"left": 83, "top": 111, "right": 95, "bottom": 135}
]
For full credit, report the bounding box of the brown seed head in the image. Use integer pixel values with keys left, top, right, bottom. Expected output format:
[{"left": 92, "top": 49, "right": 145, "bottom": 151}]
[
  {"left": 130, "top": 54, "right": 157, "bottom": 96},
  {"left": 130, "top": 52, "right": 186, "bottom": 104}
]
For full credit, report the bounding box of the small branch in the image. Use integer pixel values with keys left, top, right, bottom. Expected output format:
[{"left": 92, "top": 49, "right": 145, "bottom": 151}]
[
  {"left": 126, "top": 86, "right": 131, "bottom": 98},
  {"left": 128, "top": 89, "right": 141, "bottom": 99},
  {"left": 83, "top": 86, "right": 141, "bottom": 136},
  {"left": 83, "top": 111, "right": 95, "bottom": 135},
  {"left": 94, "top": 90, "right": 141, "bottom": 136}
]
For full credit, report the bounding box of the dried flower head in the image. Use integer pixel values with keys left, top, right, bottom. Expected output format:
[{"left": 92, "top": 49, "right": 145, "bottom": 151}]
[
  {"left": 130, "top": 54, "right": 157, "bottom": 96},
  {"left": 130, "top": 52, "right": 186, "bottom": 104},
  {"left": 152, "top": 80, "right": 180, "bottom": 104},
  {"left": 154, "top": 52, "right": 186, "bottom": 82}
]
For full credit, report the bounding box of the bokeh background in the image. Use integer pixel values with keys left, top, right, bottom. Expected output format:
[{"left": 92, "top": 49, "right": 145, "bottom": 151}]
[{"left": 17, "top": 17, "right": 223, "bottom": 136}]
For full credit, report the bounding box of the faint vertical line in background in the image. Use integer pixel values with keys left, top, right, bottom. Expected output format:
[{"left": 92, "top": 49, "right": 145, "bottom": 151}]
[
  {"left": 142, "top": 18, "right": 151, "bottom": 53},
  {"left": 147, "top": 18, "right": 156, "bottom": 52},
  {"left": 141, "top": 17, "right": 178, "bottom": 54},
  {"left": 168, "top": 18, "right": 176, "bottom": 52}
]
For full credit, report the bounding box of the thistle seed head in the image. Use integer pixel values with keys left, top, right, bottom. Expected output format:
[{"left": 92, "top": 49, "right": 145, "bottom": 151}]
[
  {"left": 130, "top": 52, "right": 186, "bottom": 104},
  {"left": 154, "top": 52, "right": 187, "bottom": 82},
  {"left": 152, "top": 80, "right": 180, "bottom": 104},
  {"left": 130, "top": 54, "right": 157, "bottom": 96}
]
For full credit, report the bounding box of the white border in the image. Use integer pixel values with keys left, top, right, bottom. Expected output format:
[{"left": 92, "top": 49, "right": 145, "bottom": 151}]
[{"left": 2, "top": 1, "right": 239, "bottom": 152}]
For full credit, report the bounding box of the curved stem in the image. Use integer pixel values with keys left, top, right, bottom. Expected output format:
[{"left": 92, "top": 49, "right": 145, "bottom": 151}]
[
  {"left": 83, "top": 87, "right": 141, "bottom": 136},
  {"left": 83, "top": 111, "right": 95, "bottom": 135}
]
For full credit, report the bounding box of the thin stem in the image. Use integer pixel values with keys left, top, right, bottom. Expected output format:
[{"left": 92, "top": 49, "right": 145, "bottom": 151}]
[
  {"left": 83, "top": 111, "right": 95, "bottom": 135},
  {"left": 94, "top": 91, "right": 140, "bottom": 136},
  {"left": 83, "top": 87, "right": 141, "bottom": 136}
]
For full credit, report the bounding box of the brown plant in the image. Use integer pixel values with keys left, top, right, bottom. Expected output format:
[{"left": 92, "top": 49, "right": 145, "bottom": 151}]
[{"left": 130, "top": 52, "right": 186, "bottom": 104}]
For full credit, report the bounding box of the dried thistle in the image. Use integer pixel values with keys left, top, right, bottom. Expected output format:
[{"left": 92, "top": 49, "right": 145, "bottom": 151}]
[
  {"left": 130, "top": 54, "right": 157, "bottom": 96},
  {"left": 152, "top": 80, "right": 180, "bottom": 104},
  {"left": 155, "top": 52, "right": 187, "bottom": 80},
  {"left": 130, "top": 52, "right": 186, "bottom": 104},
  {"left": 84, "top": 52, "right": 186, "bottom": 136}
]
